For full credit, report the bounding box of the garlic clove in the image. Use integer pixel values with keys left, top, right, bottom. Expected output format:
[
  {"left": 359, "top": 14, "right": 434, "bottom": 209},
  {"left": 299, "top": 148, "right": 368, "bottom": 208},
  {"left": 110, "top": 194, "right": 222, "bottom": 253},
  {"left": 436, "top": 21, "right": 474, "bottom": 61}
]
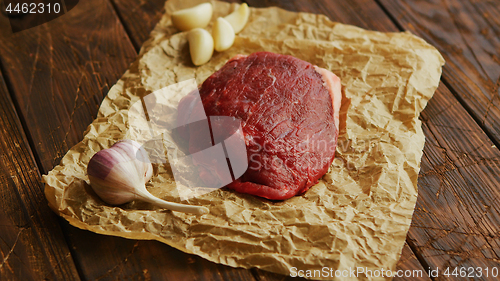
[
  {"left": 212, "top": 17, "right": 235, "bottom": 52},
  {"left": 223, "top": 3, "right": 250, "bottom": 34},
  {"left": 87, "top": 139, "right": 209, "bottom": 215},
  {"left": 188, "top": 28, "right": 214, "bottom": 66},
  {"left": 171, "top": 2, "right": 213, "bottom": 32}
]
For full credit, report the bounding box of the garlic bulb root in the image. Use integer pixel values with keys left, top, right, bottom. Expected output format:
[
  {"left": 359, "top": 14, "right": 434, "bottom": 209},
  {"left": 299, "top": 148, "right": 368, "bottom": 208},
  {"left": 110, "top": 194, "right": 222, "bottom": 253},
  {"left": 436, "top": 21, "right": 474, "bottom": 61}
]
[{"left": 135, "top": 189, "right": 209, "bottom": 215}]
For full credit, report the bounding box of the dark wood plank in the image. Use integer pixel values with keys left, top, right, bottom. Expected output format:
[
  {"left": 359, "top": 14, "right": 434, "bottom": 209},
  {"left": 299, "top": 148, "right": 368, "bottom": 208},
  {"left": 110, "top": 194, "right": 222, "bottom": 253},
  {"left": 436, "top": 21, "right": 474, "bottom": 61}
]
[
  {"left": 0, "top": 0, "right": 138, "bottom": 172},
  {"left": 109, "top": 0, "right": 166, "bottom": 51},
  {"left": 393, "top": 244, "right": 431, "bottom": 281},
  {"left": 378, "top": 0, "right": 500, "bottom": 146},
  {"left": 244, "top": 0, "right": 396, "bottom": 32},
  {"left": 0, "top": 3, "right": 147, "bottom": 278},
  {"left": 250, "top": 268, "right": 303, "bottom": 281},
  {"left": 0, "top": 68, "right": 80, "bottom": 279},
  {"left": 409, "top": 83, "right": 500, "bottom": 279}
]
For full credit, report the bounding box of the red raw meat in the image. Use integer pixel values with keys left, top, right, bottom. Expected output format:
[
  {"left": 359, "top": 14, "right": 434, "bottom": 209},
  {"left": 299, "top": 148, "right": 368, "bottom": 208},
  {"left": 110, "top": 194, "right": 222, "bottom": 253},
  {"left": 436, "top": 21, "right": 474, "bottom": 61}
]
[{"left": 179, "top": 52, "right": 341, "bottom": 200}]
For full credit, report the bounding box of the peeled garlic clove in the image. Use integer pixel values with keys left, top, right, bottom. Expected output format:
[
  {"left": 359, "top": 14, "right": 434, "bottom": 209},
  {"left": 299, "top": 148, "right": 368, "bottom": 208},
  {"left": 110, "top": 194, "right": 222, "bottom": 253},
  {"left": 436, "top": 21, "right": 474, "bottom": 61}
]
[
  {"left": 87, "top": 140, "right": 209, "bottom": 215},
  {"left": 171, "top": 2, "right": 213, "bottom": 32},
  {"left": 212, "top": 17, "right": 235, "bottom": 52},
  {"left": 188, "top": 28, "right": 214, "bottom": 66},
  {"left": 224, "top": 3, "right": 250, "bottom": 34}
]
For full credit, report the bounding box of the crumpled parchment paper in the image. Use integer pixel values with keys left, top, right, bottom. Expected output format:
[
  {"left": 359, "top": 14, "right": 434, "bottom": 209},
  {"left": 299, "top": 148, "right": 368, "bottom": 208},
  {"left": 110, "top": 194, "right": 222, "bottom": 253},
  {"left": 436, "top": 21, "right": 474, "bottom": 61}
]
[{"left": 43, "top": 0, "right": 444, "bottom": 280}]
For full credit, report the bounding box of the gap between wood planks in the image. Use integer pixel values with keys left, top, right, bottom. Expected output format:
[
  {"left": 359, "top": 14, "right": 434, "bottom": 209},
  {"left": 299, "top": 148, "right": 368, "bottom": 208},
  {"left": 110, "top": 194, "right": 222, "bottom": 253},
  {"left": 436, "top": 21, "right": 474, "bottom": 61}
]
[
  {"left": 440, "top": 78, "right": 500, "bottom": 151},
  {"left": 107, "top": 0, "right": 142, "bottom": 52},
  {"left": 371, "top": 0, "right": 498, "bottom": 278},
  {"left": 0, "top": 66, "right": 82, "bottom": 279},
  {"left": 374, "top": 0, "right": 500, "bottom": 153},
  {"left": 0, "top": 53, "right": 76, "bottom": 280},
  {"left": 0, "top": 57, "right": 46, "bottom": 178}
]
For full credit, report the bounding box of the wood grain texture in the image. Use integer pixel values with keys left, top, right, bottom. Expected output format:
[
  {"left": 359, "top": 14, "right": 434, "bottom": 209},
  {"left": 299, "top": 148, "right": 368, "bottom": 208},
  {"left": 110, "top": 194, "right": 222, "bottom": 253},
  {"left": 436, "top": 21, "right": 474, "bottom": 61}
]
[
  {"left": 245, "top": 0, "right": 396, "bottom": 33},
  {"left": 363, "top": 3, "right": 500, "bottom": 277},
  {"left": 394, "top": 244, "right": 431, "bottom": 281},
  {"left": 410, "top": 83, "right": 500, "bottom": 280},
  {"left": 109, "top": 0, "right": 166, "bottom": 51},
  {"left": 1, "top": 0, "right": 155, "bottom": 280},
  {"left": 378, "top": 0, "right": 500, "bottom": 147},
  {"left": 0, "top": 0, "right": 137, "bottom": 172},
  {"left": 0, "top": 68, "right": 80, "bottom": 279}
]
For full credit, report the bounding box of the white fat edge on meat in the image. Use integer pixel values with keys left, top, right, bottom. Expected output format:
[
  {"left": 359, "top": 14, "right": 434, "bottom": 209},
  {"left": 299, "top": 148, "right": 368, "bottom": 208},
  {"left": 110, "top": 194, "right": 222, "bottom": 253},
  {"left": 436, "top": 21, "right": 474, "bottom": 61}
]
[
  {"left": 313, "top": 65, "right": 341, "bottom": 132},
  {"left": 227, "top": 54, "right": 247, "bottom": 63}
]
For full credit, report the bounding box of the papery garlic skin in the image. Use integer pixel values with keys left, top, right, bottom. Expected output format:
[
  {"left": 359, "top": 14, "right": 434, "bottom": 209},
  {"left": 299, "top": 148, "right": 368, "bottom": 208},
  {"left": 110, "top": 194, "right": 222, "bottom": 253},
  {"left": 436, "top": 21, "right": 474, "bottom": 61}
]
[
  {"left": 87, "top": 140, "right": 209, "bottom": 215},
  {"left": 87, "top": 140, "right": 153, "bottom": 205}
]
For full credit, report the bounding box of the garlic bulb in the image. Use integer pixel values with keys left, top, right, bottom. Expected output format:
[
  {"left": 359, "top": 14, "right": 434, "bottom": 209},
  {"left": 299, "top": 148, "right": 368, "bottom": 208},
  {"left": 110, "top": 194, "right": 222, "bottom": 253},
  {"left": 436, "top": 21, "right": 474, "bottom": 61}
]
[{"left": 87, "top": 139, "right": 209, "bottom": 215}]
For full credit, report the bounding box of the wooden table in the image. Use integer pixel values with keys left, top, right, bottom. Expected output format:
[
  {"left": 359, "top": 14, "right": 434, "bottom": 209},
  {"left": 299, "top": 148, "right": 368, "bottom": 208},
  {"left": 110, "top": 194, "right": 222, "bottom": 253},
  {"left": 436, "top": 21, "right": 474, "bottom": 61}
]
[{"left": 1, "top": 0, "right": 499, "bottom": 280}]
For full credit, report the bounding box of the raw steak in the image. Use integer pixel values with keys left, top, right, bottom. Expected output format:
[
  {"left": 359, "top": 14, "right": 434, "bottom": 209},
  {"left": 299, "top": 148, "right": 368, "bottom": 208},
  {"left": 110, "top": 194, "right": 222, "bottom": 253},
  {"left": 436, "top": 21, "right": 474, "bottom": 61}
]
[{"left": 178, "top": 52, "right": 341, "bottom": 200}]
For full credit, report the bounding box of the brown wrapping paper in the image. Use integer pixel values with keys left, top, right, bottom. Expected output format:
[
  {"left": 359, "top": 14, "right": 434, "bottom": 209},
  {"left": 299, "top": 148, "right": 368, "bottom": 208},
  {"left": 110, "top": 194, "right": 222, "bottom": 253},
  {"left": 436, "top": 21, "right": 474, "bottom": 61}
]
[{"left": 43, "top": 0, "right": 444, "bottom": 280}]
